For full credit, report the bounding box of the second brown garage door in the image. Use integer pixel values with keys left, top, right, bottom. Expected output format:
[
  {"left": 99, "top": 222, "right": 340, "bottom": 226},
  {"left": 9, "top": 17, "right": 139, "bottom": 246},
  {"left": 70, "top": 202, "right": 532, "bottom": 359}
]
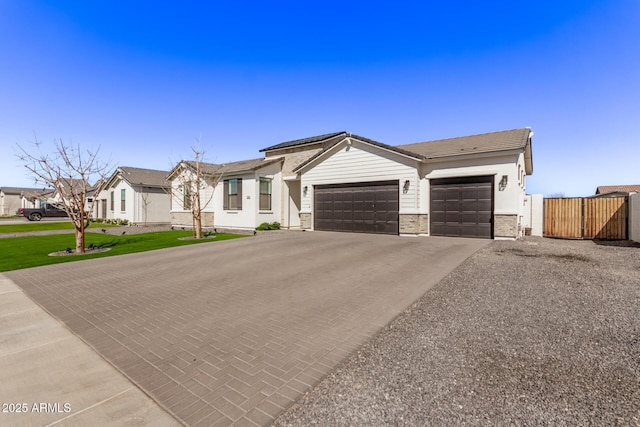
[
  {"left": 430, "top": 176, "right": 493, "bottom": 238},
  {"left": 314, "top": 181, "right": 399, "bottom": 235}
]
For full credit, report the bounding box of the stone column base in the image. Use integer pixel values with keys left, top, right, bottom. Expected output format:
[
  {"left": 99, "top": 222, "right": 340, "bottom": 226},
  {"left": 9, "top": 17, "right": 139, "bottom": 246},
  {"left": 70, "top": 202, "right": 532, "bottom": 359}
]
[
  {"left": 300, "top": 213, "right": 312, "bottom": 229},
  {"left": 171, "top": 211, "right": 215, "bottom": 228},
  {"left": 399, "top": 214, "right": 429, "bottom": 235},
  {"left": 494, "top": 214, "right": 518, "bottom": 239}
]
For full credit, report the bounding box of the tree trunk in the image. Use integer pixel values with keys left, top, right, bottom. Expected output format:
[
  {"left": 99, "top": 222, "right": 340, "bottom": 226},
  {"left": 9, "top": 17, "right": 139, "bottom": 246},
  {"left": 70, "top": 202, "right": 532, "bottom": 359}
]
[
  {"left": 195, "top": 215, "right": 202, "bottom": 239},
  {"left": 75, "top": 228, "right": 85, "bottom": 253}
]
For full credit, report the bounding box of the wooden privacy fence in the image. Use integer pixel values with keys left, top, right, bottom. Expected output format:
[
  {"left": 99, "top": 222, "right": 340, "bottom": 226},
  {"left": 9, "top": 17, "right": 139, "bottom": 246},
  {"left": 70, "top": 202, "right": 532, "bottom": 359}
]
[{"left": 544, "top": 197, "right": 627, "bottom": 240}]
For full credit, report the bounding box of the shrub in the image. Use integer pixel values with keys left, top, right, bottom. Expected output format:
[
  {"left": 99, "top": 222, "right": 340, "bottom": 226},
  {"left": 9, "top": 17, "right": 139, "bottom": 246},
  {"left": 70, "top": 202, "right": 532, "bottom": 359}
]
[
  {"left": 95, "top": 218, "right": 129, "bottom": 226},
  {"left": 255, "top": 221, "right": 281, "bottom": 231}
]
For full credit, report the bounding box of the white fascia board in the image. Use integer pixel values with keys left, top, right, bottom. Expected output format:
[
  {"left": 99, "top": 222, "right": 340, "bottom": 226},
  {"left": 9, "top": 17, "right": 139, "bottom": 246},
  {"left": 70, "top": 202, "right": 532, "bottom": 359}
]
[
  {"left": 425, "top": 149, "right": 522, "bottom": 163},
  {"left": 283, "top": 175, "right": 299, "bottom": 181},
  {"left": 426, "top": 170, "right": 499, "bottom": 179}
]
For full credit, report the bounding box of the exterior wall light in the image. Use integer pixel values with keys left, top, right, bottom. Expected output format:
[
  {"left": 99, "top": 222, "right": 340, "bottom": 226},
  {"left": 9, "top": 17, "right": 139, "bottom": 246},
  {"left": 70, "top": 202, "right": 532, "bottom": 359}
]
[
  {"left": 499, "top": 175, "right": 508, "bottom": 191},
  {"left": 303, "top": 186, "right": 308, "bottom": 197},
  {"left": 403, "top": 180, "right": 410, "bottom": 194}
]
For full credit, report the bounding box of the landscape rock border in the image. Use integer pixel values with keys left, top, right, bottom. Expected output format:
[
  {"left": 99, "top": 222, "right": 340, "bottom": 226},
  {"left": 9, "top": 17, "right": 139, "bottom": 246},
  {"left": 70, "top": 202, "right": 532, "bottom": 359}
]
[{"left": 48, "top": 248, "right": 112, "bottom": 257}]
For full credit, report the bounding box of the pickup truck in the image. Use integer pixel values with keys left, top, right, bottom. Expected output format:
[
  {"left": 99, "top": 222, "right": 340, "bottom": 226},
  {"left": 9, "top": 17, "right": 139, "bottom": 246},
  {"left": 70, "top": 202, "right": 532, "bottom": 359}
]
[{"left": 19, "top": 203, "right": 68, "bottom": 221}]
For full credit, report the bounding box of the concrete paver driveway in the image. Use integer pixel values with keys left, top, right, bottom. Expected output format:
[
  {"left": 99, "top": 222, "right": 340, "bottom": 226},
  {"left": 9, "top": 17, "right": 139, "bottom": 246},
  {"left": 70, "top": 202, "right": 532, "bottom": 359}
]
[{"left": 6, "top": 231, "right": 488, "bottom": 426}]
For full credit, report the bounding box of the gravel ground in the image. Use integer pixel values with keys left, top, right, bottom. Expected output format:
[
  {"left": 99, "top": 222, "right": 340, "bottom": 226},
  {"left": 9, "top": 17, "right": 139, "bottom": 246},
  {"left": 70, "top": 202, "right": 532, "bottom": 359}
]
[{"left": 273, "top": 237, "right": 640, "bottom": 426}]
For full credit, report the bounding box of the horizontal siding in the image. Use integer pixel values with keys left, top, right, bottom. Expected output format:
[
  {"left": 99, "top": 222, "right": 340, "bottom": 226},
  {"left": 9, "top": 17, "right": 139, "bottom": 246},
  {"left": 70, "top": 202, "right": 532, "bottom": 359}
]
[
  {"left": 301, "top": 142, "right": 419, "bottom": 212},
  {"left": 303, "top": 143, "right": 415, "bottom": 182}
]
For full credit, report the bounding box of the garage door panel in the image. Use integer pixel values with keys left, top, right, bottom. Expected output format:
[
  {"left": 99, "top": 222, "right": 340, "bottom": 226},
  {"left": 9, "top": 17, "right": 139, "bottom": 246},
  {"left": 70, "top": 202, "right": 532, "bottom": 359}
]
[
  {"left": 475, "top": 199, "right": 492, "bottom": 211},
  {"left": 314, "top": 181, "right": 399, "bottom": 235},
  {"left": 430, "top": 176, "right": 493, "bottom": 239},
  {"left": 431, "top": 190, "right": 446, "bottom": 202},
  {"left": 445, "top": 201, "right": 460, "bottom": 211},
  {"left": 431, "top": 211, "right": 445, "bottom": 223},
  {"left": 476, "top": 212, "right": 493, "bottom": 223}
]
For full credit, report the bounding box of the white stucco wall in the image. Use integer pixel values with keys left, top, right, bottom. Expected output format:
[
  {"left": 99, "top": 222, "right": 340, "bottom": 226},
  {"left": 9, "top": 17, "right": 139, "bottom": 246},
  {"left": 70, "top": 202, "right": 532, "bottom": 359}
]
[
  {"left": 630, "top": 193, "right": 640, "bottom": 243},
  {"left": 422, "top": 151, "right": 526, "bottom": 231},
  {"left": 100, "top": 179, "right": 134, "bottom": 222},
  {"left": 99, "top": 179, "right": 170, "bottom": 224},
  {"left": 169, "top": 161, "right": 283, "bottom": 230},
  {"left": 170, "top": 169, "right": 216, "bottom": 214},
  {"left": 523, "top": 194, "right": 544, "bottom": 236},
  {"left": 0, "top": 193, "right": 21, "bottom": 216},
  {"left": 299, "top": 140, "right": 420, "bottom": 219},
  {"left": 132, "top": 187, "right": 170, "bottom": 224}
]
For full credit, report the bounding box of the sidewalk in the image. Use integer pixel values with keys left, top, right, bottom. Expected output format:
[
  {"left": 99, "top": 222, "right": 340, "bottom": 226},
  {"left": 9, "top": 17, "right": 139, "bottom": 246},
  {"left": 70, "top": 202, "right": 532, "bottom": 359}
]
[{"left": 0, "top": 273, "right": 180, "bottom": 426}]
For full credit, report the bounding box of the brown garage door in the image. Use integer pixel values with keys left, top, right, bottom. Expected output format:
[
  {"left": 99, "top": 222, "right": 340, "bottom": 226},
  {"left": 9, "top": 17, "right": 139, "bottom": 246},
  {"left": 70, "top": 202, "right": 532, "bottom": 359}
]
[
  {"left": 314, "top": 181, "right": 399, "bottom": 235},
  {"left": 430, "top": 176, "right": 493, "bottom": 238}
]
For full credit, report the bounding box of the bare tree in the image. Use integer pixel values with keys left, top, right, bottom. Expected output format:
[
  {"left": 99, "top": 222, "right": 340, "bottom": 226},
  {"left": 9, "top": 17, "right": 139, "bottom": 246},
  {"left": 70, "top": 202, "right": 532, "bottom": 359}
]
[
  {"left": 17, "top": 137, "right": 112, "bottom": 253},
  {"left": 169, "top": 139, "right": 222, "bottom": 239},
  {"left": 140, "top": 189, "right": 150, "bottom": 226}
]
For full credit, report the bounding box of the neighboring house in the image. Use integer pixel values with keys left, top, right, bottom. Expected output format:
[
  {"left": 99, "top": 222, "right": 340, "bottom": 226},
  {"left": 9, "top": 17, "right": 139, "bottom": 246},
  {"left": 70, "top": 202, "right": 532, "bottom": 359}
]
[
  {"left": 169, "top": 128, "right": 534, "bottom": 239},
  {"left": 0, "top": 187, "right": 48, "bottom": 216},
  {"left": 96, "top": 166, "right": 171, "bottom": 224},
  {"left": 41, "top": 178, "right": 93, "bottom": 212},
  {"left": 168, "top": 157, "right": 284, "bottom": 230},
  {"left": 594, "top": 185, "right": 640, "bottom": 198}
]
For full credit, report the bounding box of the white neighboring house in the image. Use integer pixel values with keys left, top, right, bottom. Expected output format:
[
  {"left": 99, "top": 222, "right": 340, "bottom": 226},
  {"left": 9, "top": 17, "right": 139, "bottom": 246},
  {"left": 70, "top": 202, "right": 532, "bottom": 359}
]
[
  {"left": 168, "top": 157, "right": 284, "bottom": 230},
  {"left": 40, "top": 178, "right": 95, "bottom": 213},
  {"left": 169, "top": 128, "right": 535, "bottom": 239},
  {"left": 96, "top": 167, "right": 171, "bottom": 224},
  {"left": 0, "top": 187, "right": 48, "bottom": 216}
]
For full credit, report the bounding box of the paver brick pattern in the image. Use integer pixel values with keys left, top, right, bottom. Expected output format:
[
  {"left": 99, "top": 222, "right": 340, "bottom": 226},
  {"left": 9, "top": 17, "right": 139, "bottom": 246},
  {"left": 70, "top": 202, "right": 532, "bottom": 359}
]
[{"left": 6, "top": 231, "right": 487, "bottom": 426}]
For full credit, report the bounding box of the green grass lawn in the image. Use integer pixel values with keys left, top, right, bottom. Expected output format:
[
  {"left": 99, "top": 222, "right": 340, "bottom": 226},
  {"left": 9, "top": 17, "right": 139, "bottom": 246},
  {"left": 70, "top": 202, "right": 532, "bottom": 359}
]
[
  {"left": 0, "top": 231, "right": 246, "bottom": 272},
  {"left": 0, "top": 221, "right": 119, "bottom": 234}
]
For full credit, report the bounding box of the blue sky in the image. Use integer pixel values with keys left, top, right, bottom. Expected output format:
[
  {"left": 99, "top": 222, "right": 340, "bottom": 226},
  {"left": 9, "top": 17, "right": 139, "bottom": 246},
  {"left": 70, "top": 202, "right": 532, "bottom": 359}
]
[{"left": 1, "top": 1, "right": 638, "bottom": 196}]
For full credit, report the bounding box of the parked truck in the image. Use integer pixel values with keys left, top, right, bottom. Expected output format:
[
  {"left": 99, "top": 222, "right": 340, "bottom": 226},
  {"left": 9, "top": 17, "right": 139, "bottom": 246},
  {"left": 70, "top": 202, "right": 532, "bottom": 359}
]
[{"left": 19, "top": 203, "right": 68, "bottom": 221}]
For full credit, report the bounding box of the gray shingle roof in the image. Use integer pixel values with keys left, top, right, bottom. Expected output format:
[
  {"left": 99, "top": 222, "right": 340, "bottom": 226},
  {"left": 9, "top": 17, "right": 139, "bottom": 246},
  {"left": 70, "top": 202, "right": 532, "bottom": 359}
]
[
  {"left": 396, "top": 128, "right": 532, "bottom": 159},
  {"left": 119, "top": 166, "right": 170, "bottom": 188},
  {"left": 0, "top": 186, "right": 49, "bottom": 196},
  {"left": 181, "top": 157, "right": 283, "bottom": 177},
  {"left": 259, "top": 132, "right": 347, "bottom": 152}
]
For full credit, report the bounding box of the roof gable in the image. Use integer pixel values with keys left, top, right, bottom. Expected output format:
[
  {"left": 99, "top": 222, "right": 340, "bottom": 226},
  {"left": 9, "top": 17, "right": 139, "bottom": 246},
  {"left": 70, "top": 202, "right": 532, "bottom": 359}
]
[
  {"left": 119, "top": 167, "right": 170, "bottom": 188},
  {"left": 293, "top": 134, "right": 423, "bottom": 173},
  {"left": 102, "top": 166, "right": 170, "bottom": 191}
]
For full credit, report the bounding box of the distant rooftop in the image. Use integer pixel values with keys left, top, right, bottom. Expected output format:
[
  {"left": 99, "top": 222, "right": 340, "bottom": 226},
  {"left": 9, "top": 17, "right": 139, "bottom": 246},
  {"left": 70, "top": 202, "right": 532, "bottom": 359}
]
[{"left": 595, "top": 185, "right": 640, "bottom": 195}]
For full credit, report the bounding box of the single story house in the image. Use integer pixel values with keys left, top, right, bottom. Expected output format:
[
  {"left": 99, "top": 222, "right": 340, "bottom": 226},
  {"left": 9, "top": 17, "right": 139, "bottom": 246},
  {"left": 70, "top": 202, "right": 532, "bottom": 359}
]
[
  {"left": 169, "top": 128, "right": 534, "bottom": 239},
  {"left": 594, "top": 185, "right": 640, "bottom": 198},
  {"left": 96, "top": 166, "right": 171, "bottom": 224},
  {"left": 0, "top": 186, "right": 48, "bottom": 216}
]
